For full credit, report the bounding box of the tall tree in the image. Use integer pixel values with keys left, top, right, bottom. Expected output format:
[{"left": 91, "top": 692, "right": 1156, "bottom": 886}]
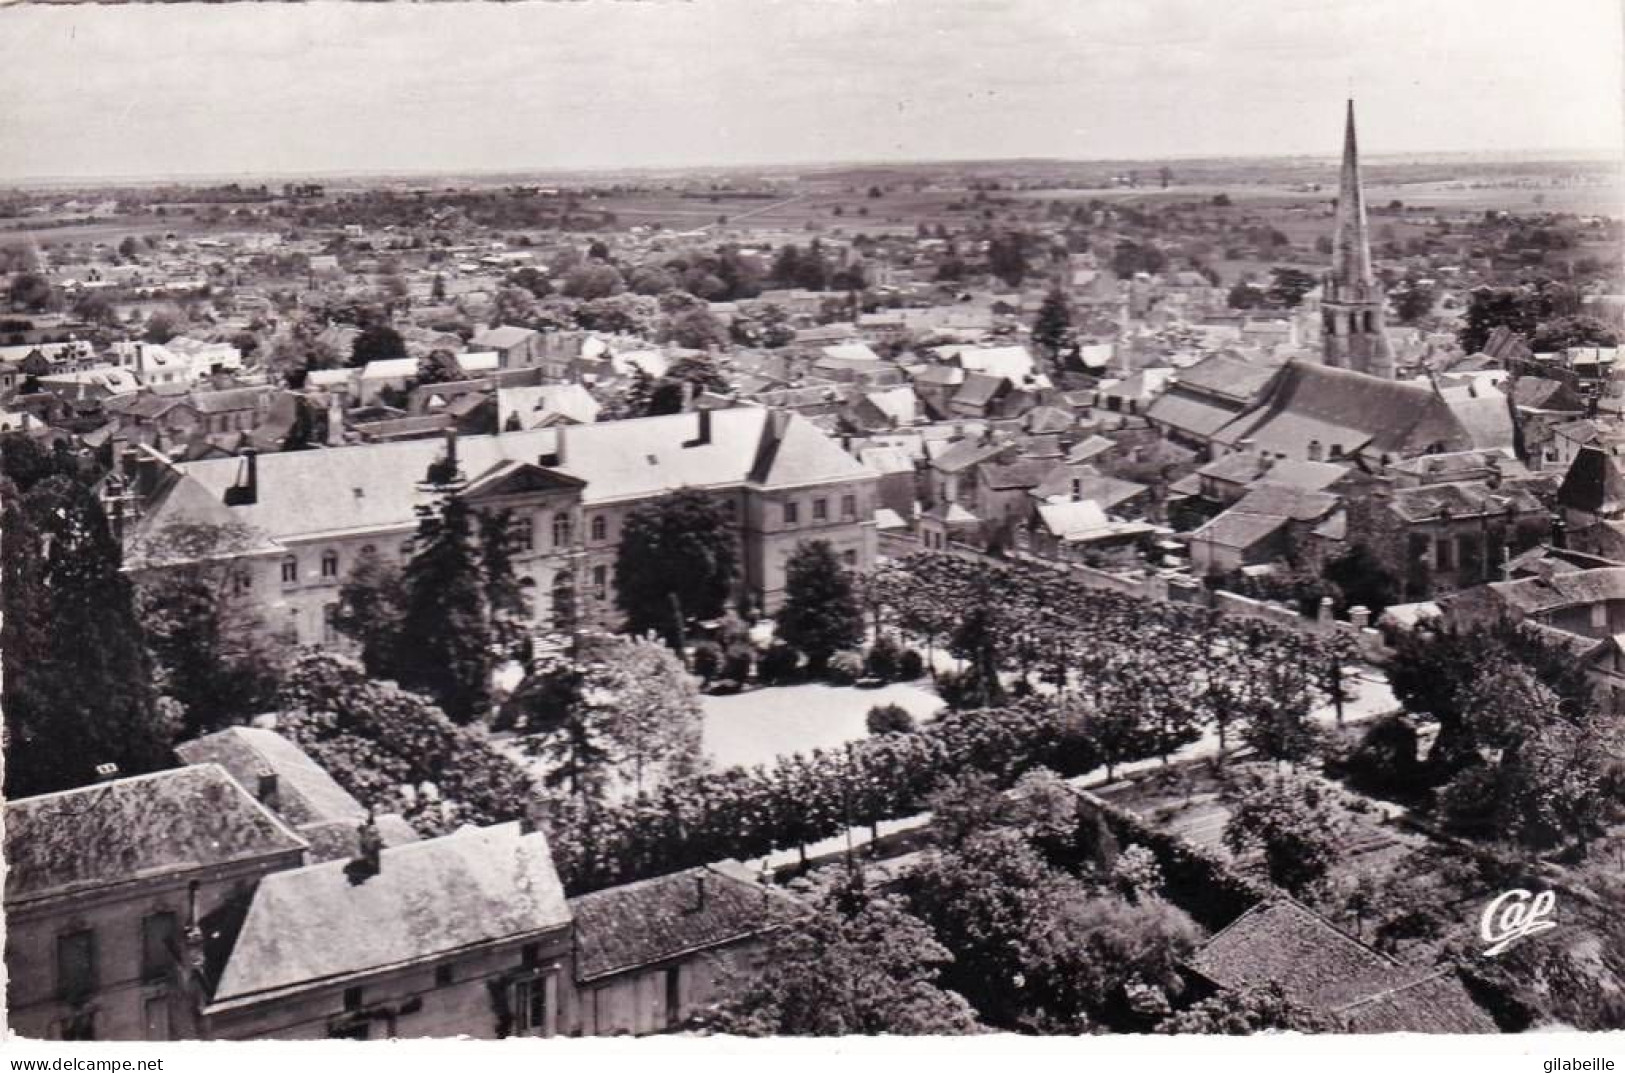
[
  {"left": 331, "top": 546, "right": 409, "bottom": 678},
  {"left": 713, "top": 893, "right": 981, "bottom": 1036},
  {"left": 3, "top": 475, "right": 171, "bottom": 796},
  {"left": 614, "top": 488, "right": 739, "bottom": 646},
  {"left": 776, "top": 540, "right": 864, "bottom": 671},
  {"left": 1031, "top": 287, "right": 1074, "bottom": 364},
  {"left": 129, "top": 520, "right": 288, "bottom": 737},
  {"left": 395, "top": 496, "right": 495, "bottom": 724},
  {"left": 350, "top": 322, "right": 407, "bottom": 368}
]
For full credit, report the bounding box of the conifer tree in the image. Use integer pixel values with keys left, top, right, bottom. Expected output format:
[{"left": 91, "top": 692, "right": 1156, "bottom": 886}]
[
  {"left": 395, "top": 495, "right": 494, "bottom": 724},
  {"left": 3, "top": 474, "right": 170, "bottom": 796}
]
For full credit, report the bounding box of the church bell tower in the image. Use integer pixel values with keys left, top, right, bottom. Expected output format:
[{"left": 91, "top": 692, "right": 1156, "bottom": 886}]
[{"left": 1321, "top": 100, "right": 1394, "bottom": 379}]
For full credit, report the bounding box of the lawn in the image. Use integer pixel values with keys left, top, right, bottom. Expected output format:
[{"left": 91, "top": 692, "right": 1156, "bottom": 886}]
[{"left": 700, "top": 679, "right": 944, "bottom": 771}]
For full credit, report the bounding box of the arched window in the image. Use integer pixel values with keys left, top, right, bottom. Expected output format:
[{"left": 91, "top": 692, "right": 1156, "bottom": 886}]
[
  {"left": 360, "top": 544, "right": 377, "bottom": 559},
  {"left": 321, "top": 549, "right": 340, "bottom": 579},
  {"left": 1363, "top": 310, "right": 1375, "bottom": 333},
  {"left": 552, "top": 512, "right": 573, "bottom": 549},
  {"left": 281, "top": 556, "right": 299, "bottom": 584},
  {"left": 1349, "top": 312, "right": 1361, "bottom": 336},
  {"left": 590, "top": 515, "right": 607, "bottom": 542}
]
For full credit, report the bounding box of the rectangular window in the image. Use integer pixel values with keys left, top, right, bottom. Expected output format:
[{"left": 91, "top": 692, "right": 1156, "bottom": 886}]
[
  {"left": 517, "top": 516, "right": 534, "bottom": 552},
  {"left": 323, "top": 605, "right": 340, "bottom": 646},
  {"left": 1434, "top": 536, "right": 1454, "bottom": 571},
  {"left": 841, "top": 494, "right": 857, "bottom": 519},
  {"left": 812, "top": 498, "right": 828, "bottom": 521},
  {"left": 56, "top": 930, "right": 96, "bottom": 1002},
  {"left": 343, "top": 985, "right": 364, "bottom": 1012},
  {"left": 435, "top": 964, "right": 455, "bottom": 988},
  {"left": 143, "top": 996, "right": 171, "bottom": 1041},
  {"left": 842, "top": 549, "right": 859, "bottom": 568},
  {"left": 509, "top": 976, "right": 553, "bottom": 1037},
  {"left": 592, "top": 565, "right": 608, "bottom": 602},
  {"left": 783, "top": 502, "right": 799, "bottom": 526},
  {"left": 1592, "top": 603, "right": 1608, "bottom": 630},
  {"left": 281, "top": 557, "right": 299, "bottom": 584},
  {"left": 141, "top": 911, "right": 178, "bottom": 981}
]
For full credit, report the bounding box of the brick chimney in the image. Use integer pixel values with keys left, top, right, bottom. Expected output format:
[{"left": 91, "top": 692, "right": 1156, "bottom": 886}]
[{"left": 256, "top": 769, "right": 280, "bottom": 812}]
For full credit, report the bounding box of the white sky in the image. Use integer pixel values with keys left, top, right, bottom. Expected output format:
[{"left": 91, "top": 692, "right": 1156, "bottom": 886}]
[{"left": 0, "top": 0, "right": 1620, "bottom": 181}]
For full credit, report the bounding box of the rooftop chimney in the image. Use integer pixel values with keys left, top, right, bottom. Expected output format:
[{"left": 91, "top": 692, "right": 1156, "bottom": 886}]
[
  {"left": 256, "top": 770, "right": 280, "bottom": 811},
  {"left": 1307, "top": 439, "right": 1324, "bottom": 463},
  {"left": 94, "top": 762, "right": 119, "bottom": 783},
  {"left": 350, "top": 811, "right": 384, "bottom": 883},
  {"left": 694, "top": 871, "right": 708, "bottom": 911},
  {"left": 225, "top": 448, "right": 258, "bottom": 507},
  {"left": 697, "top": 407, "right": 712, "bottom": 446}
]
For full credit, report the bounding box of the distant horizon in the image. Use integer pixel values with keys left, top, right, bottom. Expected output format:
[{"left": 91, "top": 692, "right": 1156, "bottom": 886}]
[{"left": 4, "top": 145, "right": 1621, "bottom": 192}]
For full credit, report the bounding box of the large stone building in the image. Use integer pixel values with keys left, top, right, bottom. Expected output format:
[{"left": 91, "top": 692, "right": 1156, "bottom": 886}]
[{"left": 121, "top": 406, "right": 879, "bottom": 644}]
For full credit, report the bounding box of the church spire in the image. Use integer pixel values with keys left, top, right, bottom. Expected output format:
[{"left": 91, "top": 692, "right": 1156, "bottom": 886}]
[
  {"left": 1321, "top": 99, "right": 1394, "bottom": 379},
  {"left": 1333, "top": 99, "right": 1375, "bottom": 291}
]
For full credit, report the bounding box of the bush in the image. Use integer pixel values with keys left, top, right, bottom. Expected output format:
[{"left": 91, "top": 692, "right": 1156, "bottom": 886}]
[
  {"left": 898, "top": 648, "right": 926, "bottom": 680},
  {"left": 691, "top": 640, "right": 723, "bottom": 682},
  {"left": 867, "top": 703, "right": 916, "bottom": 736},
  {"left": 722, "top": 643, "right": 754, "bottom": 683},
  {"left": 826, "top": 650, "right": 865, "bottom": 685},
  {"left": 758, "top": 643, "right": 801, "bottom": 684},
  {"left": 866, "top": 635, "right": 905, "bottom": 681},
  {"left": 1335, "top": 714, "right": 1423, "bottom": 801}
]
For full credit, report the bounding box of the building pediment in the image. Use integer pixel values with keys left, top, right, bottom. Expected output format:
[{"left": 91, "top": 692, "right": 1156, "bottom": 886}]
[{"left": 458, "top": 459, "right": 585, "bottom": 502}]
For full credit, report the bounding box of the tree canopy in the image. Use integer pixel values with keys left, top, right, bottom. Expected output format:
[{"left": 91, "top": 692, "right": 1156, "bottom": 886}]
[
  {"left": 776, "top": 540, "right": 865, "bottom": 670},
  {"left": 613, "top": 488, "right": 739, "bottom": 646}
]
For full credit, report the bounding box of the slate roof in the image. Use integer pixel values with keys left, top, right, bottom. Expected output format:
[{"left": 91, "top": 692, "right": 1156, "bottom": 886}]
[
  {"left": 952, "top": 372, "right": 1011, "bottom": 410},
  {"left": 152, "top": 408, "right": 873, "bottom": 544},
  {"left": 1034, "top": 468, "right": 1147, "bottom": 510},
  {"left": 1214, "top": 361, "right": 1474, "bottom": 459},
  {"left": 1440, "top": 388, "right": 1517, "bottom": 453},
  {"left": 1558, "top": 445, "right": 1625, "bottom": 516},
  {"left": 4, "top": 765, "right": 306, "bottom": 907},
  {"left": 211, "top": 823, "right": 570, "bottom": 1006},
  {"left": 569, "top": 862, "right": 806, "bottom": 983},
  {"left": 1198, "top": 453, "right": 1347, "bottom": 492},
  {"left": 1145, "top": 388, "right": 1247, "bottom": 441}
]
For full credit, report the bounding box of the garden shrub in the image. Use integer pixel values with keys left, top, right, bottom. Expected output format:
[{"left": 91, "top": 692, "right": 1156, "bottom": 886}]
[
  {"left": 866, "top": 635, "right": 904, "bottom": 681},
  {"left": 690, "top": 640, "right": 723, "bottom": 682},
  {"left": 826, "top": 650, "right": 865, "bottom": 685},
  {"left": 758, "top": 642, "right": 800, "bottom": 684},
  {"left": 866, "top": 703, "right": 916, "bottom": 736},
  {"left": 897, "top": 648, "right": 926, "bottom": 680}
]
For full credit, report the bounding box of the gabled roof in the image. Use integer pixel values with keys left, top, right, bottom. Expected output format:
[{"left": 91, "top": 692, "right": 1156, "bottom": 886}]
[
  {"left": 211, "top": 823, "right": 570, "bottom": 1006},
  {"left": 980, "top": 460, "right": 1051, "bottom": 491},
  {"left": 174, "top": 727, "right": 371, "bottom": 831},
  {"left": 4, "top": 765, "right": 306, "bottom": 907},
  {"left": 951, "top": 372, "right": 1011, "bottom": 409},
  {"left": 1215, "top": 361, "right": 1475, "bottom": 460},
  {"left": 1510, "top": 376, "right": 1585, "bottom": 413},
  {"left": 1190, "top": 900, "right": 1494, "bottom": 1033},
  {"left": 1386, "top": 479, "right": 1545, "bottom": 525},
  {"left": 1484, "top": 566, "right": 1625, "bottom": 617},
  {"left": 569, "top": 862, "right": 806, "bottom": 982}
]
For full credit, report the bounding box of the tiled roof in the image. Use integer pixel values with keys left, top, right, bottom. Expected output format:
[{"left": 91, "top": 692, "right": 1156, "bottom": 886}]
[
  {"left": 569, "top": 862, "right": 805, "bottom": 982},
  {"left": 981, "top": 460, "right": 1051, "bottom": 491},
  {"left": 4, "top": 765, "right": 306, "bottom": 907},
  {"left": 1190, "top": 900, "right": 1399, "bottom": 1009},
  {"left": 152, "top": 408, "right": 871, "bottom": 544},
  {"left": 175, "top": 727, "right": 368, "bottom": 831},
  {"left": 1145, "top": 388, "right": 1246, "bottom": 440},
  {"left": 1387, "top": 479, "right": 1546, "bottom": 525},
  {"left": 470, "top": 325, "right": 538, "bottom": 350},
  {"left": 211, "top": 823, "right": 569, "bottom": 1005},
  {"left": 192, "top": 386, "right": 272, "bottom": 415},
  {"left": 1215, "top": 361, "right": 1473, "bottom": 459},
  {"left": 952, "top": 372, "right": 1010, "bottom": 409},
  {"left": 1485, "top": 566, "right": 1625, "bottom": 616}
]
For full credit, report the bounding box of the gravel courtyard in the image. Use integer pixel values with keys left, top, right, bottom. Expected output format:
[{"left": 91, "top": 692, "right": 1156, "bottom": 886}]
[{"left": 700, "top": 680, "right": 945, "bottom": 770}]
